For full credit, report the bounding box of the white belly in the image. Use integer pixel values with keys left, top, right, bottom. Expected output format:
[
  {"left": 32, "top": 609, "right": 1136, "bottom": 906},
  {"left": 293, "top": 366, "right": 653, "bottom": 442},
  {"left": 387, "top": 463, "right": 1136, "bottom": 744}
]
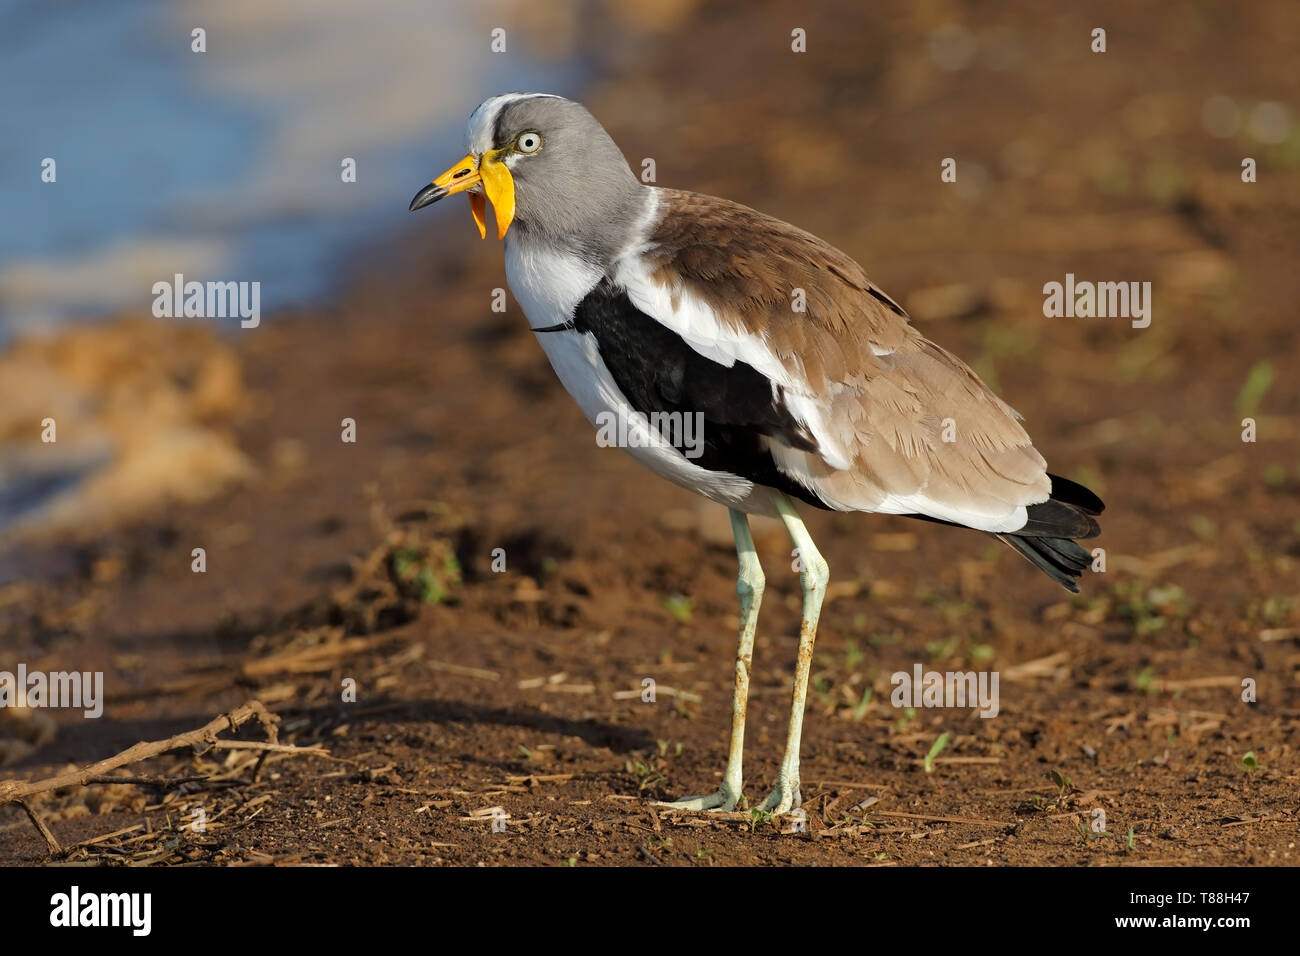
[{"left": 504, "top": 235, "right": 769, "bottom": 513}]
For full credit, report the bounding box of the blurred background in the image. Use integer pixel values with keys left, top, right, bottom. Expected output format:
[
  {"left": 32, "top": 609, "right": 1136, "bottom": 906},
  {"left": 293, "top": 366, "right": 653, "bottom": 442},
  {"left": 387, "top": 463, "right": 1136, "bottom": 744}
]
[
  {"left": 0, "top": 0, "right": 580, "bottom": 335},
  {"left": 0, "top": 0, "right": 584, "bottom": 543},
  {"left": 1, "top": 0, "right": 1298, "bottom": 865}
]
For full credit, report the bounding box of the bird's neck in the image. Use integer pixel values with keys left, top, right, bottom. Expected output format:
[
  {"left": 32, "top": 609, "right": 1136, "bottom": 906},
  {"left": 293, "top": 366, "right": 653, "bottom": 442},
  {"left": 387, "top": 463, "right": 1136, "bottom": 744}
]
[{"left": 510, "top": 186, "right": 658, "bottom": 273}]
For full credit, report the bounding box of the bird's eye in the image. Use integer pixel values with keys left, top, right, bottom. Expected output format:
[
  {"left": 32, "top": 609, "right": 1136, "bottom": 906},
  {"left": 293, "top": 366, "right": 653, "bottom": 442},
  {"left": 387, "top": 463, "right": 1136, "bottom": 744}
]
[{"left": 516, "top": 132, "right": 542, "bottom": 154}]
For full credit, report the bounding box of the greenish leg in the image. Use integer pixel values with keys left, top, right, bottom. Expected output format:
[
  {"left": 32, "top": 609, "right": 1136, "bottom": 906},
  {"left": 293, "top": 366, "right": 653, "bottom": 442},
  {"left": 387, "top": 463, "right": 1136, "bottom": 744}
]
[
  {"left": 657, "top": 508, "right": 764, "bottom": 812},
  {"left": 757, "top": 491, "right": 829, "bottom": 815}
]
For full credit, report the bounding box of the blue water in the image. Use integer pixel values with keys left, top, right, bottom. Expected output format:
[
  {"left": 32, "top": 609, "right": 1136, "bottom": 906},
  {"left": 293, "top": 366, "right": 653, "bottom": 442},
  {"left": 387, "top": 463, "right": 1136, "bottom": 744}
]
[
  {"left": 0, "top": 0, "right": 583, "bottom": 336},
  {"left": 0, "top": 1, "right": 257, "bottom": 264}
]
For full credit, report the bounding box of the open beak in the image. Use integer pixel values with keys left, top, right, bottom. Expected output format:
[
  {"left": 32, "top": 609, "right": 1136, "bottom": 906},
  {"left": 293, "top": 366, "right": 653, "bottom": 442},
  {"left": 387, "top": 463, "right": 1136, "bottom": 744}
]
[{"left": 408, "top": 150, "right": 515, "bottom": 240}]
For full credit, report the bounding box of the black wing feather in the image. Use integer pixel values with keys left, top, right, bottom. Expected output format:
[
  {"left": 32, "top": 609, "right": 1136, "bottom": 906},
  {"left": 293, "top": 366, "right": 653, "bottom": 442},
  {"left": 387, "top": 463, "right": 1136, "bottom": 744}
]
[{"left": 571, "top": 277, "right": 831, "bottom": 510}]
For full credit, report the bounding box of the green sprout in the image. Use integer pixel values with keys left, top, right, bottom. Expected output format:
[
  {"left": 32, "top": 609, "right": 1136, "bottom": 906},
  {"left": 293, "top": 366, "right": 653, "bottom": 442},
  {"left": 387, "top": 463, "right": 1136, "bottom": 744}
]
[{"left": 924, "top": 732, "right": 951, "bottom": 774}]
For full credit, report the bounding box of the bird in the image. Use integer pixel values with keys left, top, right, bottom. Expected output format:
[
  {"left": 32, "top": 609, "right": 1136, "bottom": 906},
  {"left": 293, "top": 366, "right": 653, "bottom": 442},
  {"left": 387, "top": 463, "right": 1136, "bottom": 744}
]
[{"left": 409, "top": 92, "right": 1103, "bottom": 815}]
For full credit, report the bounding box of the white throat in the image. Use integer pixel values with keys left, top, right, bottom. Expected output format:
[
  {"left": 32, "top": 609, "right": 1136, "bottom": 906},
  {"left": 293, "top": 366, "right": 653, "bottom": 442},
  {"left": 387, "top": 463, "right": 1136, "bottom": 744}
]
[{"left": 503, "top": 188, "right": 658, "bottom": 331}]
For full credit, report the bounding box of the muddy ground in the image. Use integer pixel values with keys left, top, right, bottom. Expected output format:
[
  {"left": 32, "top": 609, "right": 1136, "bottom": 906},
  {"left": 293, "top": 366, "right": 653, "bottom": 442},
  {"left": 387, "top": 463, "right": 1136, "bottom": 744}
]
[{"left": 2, "top": 0, "right": 1298, "bottom": 866}]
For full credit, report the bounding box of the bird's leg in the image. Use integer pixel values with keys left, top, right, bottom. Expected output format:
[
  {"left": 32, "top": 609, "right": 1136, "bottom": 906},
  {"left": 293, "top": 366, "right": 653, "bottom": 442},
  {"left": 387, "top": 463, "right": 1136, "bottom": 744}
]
[
  {"left": 656, "top": 508, "right": 764, "bottom": 812},
  {"left": 757, "top": 492, "right": 829, "bottom": 816}
]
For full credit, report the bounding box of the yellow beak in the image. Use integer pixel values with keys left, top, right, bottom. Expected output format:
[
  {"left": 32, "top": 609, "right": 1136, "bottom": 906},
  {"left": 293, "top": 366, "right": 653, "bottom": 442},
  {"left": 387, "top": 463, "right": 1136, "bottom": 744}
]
[{"left": 408, "top": 149, "right": 515, "bottom": 240}]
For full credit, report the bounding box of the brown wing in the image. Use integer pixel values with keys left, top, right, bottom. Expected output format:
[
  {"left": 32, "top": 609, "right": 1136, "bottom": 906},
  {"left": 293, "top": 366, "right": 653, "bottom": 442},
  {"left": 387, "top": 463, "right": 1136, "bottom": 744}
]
[{"left": 639, "top": 189, "right": 1051, "bottom": 526}]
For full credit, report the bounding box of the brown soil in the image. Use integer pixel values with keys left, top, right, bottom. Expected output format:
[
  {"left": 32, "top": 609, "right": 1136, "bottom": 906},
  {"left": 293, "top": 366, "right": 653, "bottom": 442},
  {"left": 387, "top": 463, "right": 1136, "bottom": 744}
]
[{"left": 2, "top": 0, "right": 1298, "bottom": 866}]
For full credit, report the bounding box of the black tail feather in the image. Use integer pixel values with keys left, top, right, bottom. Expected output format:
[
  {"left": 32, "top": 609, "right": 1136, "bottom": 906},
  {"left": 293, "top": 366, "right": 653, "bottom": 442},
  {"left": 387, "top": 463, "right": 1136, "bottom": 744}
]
[
  {"left": 998, "top": 474, "right": 1104, "bottom": 591},
  {"left": 903, "top": 475, "right": 1104, "bottom": 591},
  {"left": 1045, "top": 473, "right": 1105, "bottom": 515},
  {"left": 1017, "top": 498, "right": 1100, "bottom": 538},
  {"left": 1035, "top": 533, "right": 1092, "bottom": 571},
  {"left": 997, "top": 533, "right": 1091, "bottom": 593}
]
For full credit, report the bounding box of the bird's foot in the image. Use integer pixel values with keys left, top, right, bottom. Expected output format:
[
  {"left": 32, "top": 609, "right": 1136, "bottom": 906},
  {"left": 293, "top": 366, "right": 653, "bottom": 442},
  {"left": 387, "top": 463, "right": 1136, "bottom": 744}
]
[
  {"left": 755, "top": 774, "right": 801, "bottom": 816},
  {"left": 653, "top": 786, "right": 741, "bottom": 813}
]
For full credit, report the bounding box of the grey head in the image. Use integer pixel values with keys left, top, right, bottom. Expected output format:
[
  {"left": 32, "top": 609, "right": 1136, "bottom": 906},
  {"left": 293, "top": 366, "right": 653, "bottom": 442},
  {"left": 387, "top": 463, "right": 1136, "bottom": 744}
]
[{"left": 410, "top": 93, "right": 647, "bottom": 263}]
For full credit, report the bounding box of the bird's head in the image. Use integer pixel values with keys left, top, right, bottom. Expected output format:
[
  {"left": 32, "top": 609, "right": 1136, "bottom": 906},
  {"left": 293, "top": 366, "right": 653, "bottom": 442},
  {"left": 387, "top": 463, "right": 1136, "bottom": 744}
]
[{"left": 409, "top": 93, "right": 642, "bottom": 251}]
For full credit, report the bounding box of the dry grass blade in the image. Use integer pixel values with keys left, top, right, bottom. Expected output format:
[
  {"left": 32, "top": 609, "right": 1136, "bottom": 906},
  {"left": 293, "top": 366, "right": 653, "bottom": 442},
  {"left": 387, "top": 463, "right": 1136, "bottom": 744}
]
[
  {"left": 242, "top": 634, "right": 393, "bottom": 677},
  {"left": 1152, "top": 675, "right": 1244, "bottom": 692},
  {"left": 1001, "top": 651, "right": 1071, "bottom": 681},
  {"left": 429, "top": 660, "right": 500, "bottom": 681},
  {"left": 869, "top": 810, "right": 1011, "bottom": 827},
  {"left": 211, "top": 741, "right": 329, "bottom": 756}
]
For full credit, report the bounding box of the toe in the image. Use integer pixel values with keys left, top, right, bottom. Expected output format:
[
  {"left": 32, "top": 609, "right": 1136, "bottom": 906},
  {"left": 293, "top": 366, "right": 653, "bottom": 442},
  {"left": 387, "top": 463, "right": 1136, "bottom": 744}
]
[{"left": 654, "top": 789, "right": 739, "bottom": 812}]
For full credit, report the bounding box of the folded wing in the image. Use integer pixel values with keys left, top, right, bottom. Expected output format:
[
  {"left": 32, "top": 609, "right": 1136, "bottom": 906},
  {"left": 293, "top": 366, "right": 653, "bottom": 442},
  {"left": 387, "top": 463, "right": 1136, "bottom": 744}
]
[{"left": 614, "top": 188, "right": 1053, "bottom": 534}]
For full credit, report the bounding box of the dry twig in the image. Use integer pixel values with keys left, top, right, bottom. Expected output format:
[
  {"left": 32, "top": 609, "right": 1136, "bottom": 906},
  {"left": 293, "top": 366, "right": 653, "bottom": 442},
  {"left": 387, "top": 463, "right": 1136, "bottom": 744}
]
[{"left": 0, "top": 700, "right": 290, "bottom": 858}]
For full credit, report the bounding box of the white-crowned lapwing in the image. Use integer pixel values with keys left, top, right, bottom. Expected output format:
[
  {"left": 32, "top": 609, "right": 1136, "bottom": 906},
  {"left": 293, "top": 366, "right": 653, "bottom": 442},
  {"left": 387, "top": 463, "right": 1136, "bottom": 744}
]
[{"left": 410, "top": 93, "right": 1104, "bottom": 815}]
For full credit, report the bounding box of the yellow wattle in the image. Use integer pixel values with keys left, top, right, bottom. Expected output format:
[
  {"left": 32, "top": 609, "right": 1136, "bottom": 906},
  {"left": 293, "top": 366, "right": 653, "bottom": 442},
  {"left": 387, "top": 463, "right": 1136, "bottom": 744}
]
[
  {"left": 468, "top": 192, "right": 487, "bottom": 239},
  {"left": 479, "top": 157, "right": 516, "bottom": 240}
]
